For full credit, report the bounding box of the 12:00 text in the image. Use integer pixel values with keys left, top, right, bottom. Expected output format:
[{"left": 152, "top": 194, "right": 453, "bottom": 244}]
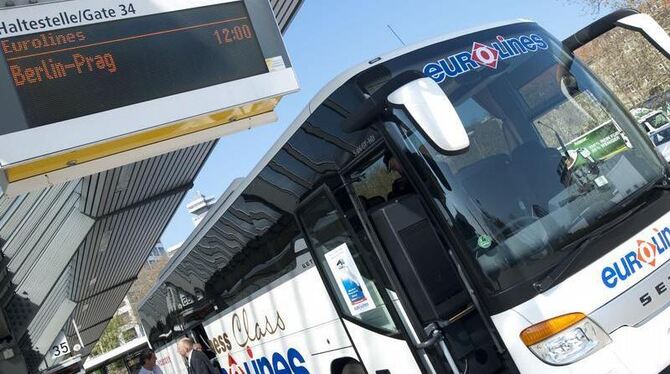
[{"left": 213, "top": 24, "right": 253, "bottom": 45}]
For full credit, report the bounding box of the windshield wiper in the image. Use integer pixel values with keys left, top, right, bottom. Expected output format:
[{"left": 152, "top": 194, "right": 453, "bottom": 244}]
[{"left": 533, "top": 201, "right": 646, "bottom": 293}]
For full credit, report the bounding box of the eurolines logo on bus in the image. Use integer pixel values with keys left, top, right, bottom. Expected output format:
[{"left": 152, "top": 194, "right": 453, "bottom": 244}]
[
  {"left": 423, "top": 34, "right": 548, "bottom": 83},
  {"left": 601, "top": 226, "right": 670, "bottom": 288},
  {"left": 227, "top": 345, "right": 310, "bottom": 374}
]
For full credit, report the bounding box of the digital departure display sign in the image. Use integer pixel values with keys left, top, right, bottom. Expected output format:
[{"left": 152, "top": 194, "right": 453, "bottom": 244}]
[
  {"left": 0, "top": 2, "right": 268, "bottom": 127},
  {"left": 0, "top": 0, "right": 298, "bottom": 196}
]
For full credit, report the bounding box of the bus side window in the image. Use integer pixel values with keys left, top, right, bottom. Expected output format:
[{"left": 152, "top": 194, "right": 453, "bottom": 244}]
[{"left": 297, "top": 190, "right": 398, "bottom": 334}]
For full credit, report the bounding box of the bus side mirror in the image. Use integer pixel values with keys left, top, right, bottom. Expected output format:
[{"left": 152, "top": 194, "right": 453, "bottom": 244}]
[
  {"left": 563, "top": 8, "right": 670, "bottom": 60},
  {"left": 387, "top": 77, "right": 470, "bottom": 153},
  {"left": 617, "top": 13, "right": 670, "bottom": 59}
]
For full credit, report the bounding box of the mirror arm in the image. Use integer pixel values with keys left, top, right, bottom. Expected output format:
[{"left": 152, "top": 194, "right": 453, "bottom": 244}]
[
  {"left": 342, "top": 70, "right": 425, "bottom": 133},
  {"left": 563, "top": 8, "right": 639, "bottom": 51},
  {"left": 616, "top": 13, "right": 670, "bottom": 60}
]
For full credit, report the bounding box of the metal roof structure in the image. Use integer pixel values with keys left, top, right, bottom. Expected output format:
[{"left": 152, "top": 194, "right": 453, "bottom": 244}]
[{"left": 0, "top": 1, "right": 303, "bottom": 372}]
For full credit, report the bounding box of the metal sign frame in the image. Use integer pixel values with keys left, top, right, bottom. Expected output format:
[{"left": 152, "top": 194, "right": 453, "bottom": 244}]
[{"left": 0, "top": 0, "right": 298, "bottom": 195}]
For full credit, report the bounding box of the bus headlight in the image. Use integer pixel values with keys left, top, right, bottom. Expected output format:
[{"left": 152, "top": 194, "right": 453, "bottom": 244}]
[{"left": 520, "top": 312, "right": 611, "bottom": 365}]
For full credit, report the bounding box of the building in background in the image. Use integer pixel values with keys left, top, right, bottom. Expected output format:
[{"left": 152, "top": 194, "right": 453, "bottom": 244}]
[
  {"left": 576, "top": 0, "right": 670, "bottom": 109},
  {"left": 115, "top": 297, "right": 143, "bottom": 344},
  {"left": 147, "top": 242, "right": 167, "bottom": 265},
  {"left": 186, "top": 191, "right": 217, "bottom": 227}
]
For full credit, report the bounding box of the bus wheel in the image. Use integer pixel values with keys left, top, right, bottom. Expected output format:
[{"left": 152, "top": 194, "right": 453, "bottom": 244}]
[{"left": 342, "top": 362, "right": 366, "bottom": 374}]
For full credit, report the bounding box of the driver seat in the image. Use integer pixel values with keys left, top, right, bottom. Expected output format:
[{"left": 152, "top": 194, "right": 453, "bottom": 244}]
[
  {"left": 456, "top": 154, "right": 533, "bottom": 228},
  {"left": 510, "top": 141, "right": 564, "bottom": 215}
]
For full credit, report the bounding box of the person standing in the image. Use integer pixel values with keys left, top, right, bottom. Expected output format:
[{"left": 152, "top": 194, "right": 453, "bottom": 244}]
[
  {"left": 177, "top": 337, "right": 218, "bottom": 374},
  {"left": 138, "top": 349, "right": 164, "bottom": 374}
]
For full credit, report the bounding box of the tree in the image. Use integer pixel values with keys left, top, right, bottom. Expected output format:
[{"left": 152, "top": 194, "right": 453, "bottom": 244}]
[
  {"left": 127, "top": 254, "right": 170, "bottom": 308},
  {"left": 650, "top": 85, "right": 665, "bottom": 97},
  {"left": 91, "top": 314, "right": 125, "bottom": 356},
  {"left": 570, "top": 0, "right": 647, "bottom": 14},
  {"left": 571, "top": 0, "right": 670, "bottom": 109},
  {"left": 125, "top": 253, "right": 171, "bottom": 334}
]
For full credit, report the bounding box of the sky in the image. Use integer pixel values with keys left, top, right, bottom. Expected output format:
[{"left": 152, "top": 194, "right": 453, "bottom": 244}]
[{"left": 159, "top": 0, "right": 611, "bottom": 246}]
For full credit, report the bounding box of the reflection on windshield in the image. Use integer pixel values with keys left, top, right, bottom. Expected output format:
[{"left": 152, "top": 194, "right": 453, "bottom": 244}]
[
  {"left": 650, "top": 127, "right": 670, "bottom": 146},
  {"left": 648, "top": 113, "right": 670, "bottom": 129},
  {"left": 399, "top": 25, "right": 663, "bottom": 292}
]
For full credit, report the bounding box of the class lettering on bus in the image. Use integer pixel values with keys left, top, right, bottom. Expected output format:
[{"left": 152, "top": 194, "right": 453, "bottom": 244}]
[{"left": 141, "top": 15, "right": 670, "bottom": 374}]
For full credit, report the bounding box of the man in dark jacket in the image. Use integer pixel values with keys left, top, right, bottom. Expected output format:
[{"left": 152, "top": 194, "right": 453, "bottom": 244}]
[{"left": 177, "top": 337, "right": 218, "bottom": 374}]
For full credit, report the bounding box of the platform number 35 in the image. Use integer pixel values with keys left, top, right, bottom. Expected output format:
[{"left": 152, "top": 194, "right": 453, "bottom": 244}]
[{"left": 51, "top": 342, "right": 70, "bottom": 357}]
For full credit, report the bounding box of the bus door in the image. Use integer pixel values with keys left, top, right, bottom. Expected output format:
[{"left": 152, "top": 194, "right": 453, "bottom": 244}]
[
  {"left": 297, "top": 185, "right": 423, "bottom": 374},
  {"left": 342, "top": 148, "right": 508, "bottom": 374}
]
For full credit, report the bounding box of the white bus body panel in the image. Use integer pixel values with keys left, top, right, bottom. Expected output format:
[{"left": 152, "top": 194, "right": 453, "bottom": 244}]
[
  {"left": 492, "top": 210, "right": 670, "bottom": 373},
  {"left": 202, "top": 267, "right": 355, "bottom": 373},
  {"left": 342, "top": 320, "right": 421, "bottom": 373}
]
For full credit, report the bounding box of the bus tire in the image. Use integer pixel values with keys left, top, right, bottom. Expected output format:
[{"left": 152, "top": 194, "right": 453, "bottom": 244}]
[
  {"left": 342, "top": 362, "right": 366, "bottom": 374},
  {"left": 331, "top": 358, "right": 365, "bottom": 374}
]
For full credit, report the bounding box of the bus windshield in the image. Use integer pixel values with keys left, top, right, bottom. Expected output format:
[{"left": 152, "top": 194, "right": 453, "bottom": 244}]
[{"left": 395, "top": 23, "right": 665, "bottom": 292}]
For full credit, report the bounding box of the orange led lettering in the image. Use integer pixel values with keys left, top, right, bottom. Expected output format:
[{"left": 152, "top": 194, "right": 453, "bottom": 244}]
[
  {"left": 1, "top": 40, "right": 11, "bottom": 54},
  {"left": 24, "top": 67, "right": 37, "bottom": 83},
  {"left": 10, "top": 65, "right": 25, "bottom": 86},
  {"left": 72, "top": 53, "right": 87, "bottom": 73},
  {"left": 10, "top": 51, "right": 117, "bottom": 88}
]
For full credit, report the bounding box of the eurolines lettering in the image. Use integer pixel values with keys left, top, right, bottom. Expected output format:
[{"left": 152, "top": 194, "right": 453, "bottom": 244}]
[
  {"left": 423, "top": 34, "right": 549, "bottom": 83},
  {"left": 227, "top": 346, "right": 310, "bottom": 374},
  {"left": 601, "top": 226, "right": 670, "bottom": 288}
]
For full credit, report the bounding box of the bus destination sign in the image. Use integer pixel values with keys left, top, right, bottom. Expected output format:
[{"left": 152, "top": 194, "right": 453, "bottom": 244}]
[
  {"left": 1, "top": 2, "right": 267, "bottom": 127},
  {"left": 0, "top": 0, "right": 298, "bottom": 196}
]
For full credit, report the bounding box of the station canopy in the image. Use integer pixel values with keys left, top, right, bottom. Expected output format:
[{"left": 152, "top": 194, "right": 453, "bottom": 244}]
[{"left": 0, "top": 0, "right": 302, "bottom": 372}]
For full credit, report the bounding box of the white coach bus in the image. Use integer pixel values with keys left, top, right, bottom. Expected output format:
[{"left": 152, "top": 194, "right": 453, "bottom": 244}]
[{"left": 139, "top": 9, "right": 670, "bottom": 374}]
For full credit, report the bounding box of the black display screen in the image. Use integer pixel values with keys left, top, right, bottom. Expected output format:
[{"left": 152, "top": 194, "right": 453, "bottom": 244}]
[{"left": 0, "top": 2, "right": 269, "bottom": 127}]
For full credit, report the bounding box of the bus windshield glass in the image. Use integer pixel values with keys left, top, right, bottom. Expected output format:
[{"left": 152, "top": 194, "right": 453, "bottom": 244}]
[{"left": 394, "top": 23, "right": 665, "bottom": 292}]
